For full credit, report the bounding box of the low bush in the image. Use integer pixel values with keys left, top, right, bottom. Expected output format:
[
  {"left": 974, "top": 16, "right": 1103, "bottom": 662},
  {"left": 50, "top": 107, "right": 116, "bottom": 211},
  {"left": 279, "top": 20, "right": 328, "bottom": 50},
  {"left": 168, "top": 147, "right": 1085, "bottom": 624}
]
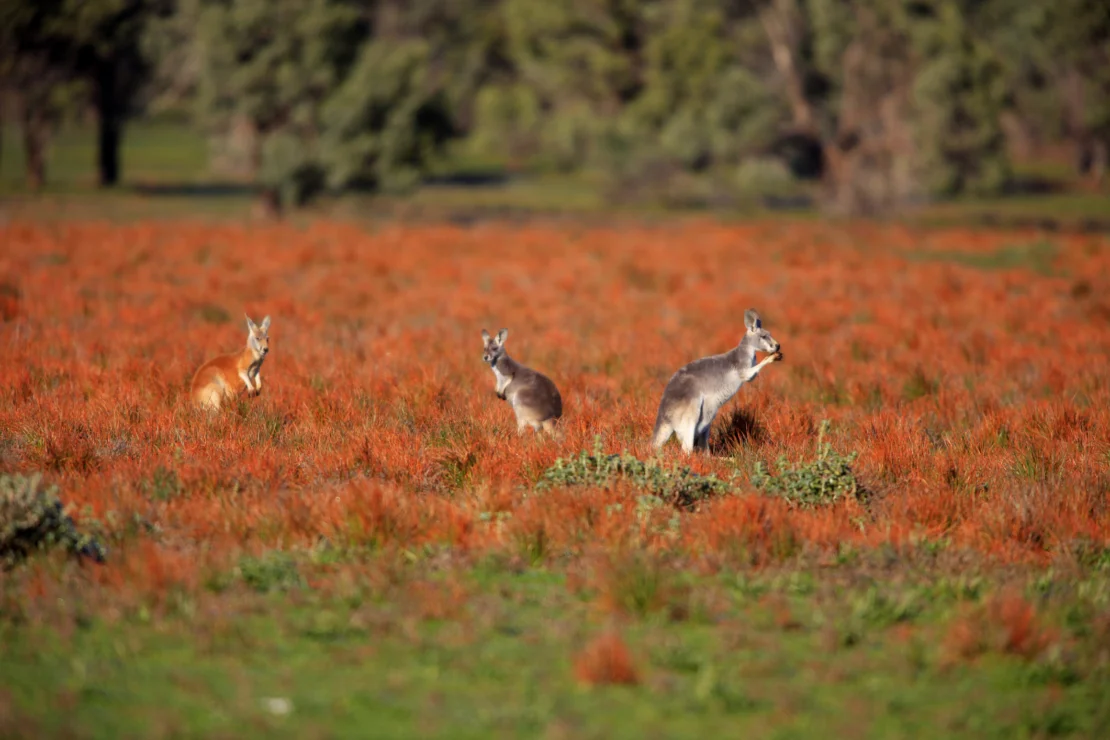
[
  {"left": 751, "top": 420, "right": 863, "bottom": 508},
  {"left": 0, "top": 472, "right": 107, "bottom": 567},
  {"left": 538, "top": 438, "right": 730, "bottom": 509}
]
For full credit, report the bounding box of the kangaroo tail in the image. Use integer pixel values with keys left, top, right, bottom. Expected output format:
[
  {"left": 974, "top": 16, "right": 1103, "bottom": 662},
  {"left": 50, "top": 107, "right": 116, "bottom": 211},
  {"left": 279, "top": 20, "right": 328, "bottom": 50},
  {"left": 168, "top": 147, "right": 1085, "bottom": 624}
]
[{"left": 651, "top": 403, "right": 673, "bottom": 449}]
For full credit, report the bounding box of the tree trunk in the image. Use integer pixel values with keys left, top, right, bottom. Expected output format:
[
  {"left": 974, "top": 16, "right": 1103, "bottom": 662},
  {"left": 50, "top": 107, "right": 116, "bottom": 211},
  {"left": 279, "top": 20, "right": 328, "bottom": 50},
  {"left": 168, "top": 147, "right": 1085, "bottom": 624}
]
[
  {"left": 760, "top": 0, "right": 816, "bottom": 134},
  {"left": 253, "top": 187, "right": 283, "bottom": 220},
  {"left": 20, "top": 101, "right": 46, "bottom": 192},
  {"left": 247, "top": 128, "right": 283, "bottom": 220},
  {"left": 1091, "top": 139, "right": 1108, "bottom": 189},
  {"left": 96, "top": 60, "right": 122, "bottom": 188},
  {"left": 0, "top": 91, "right": 5, "bottom": 179}
]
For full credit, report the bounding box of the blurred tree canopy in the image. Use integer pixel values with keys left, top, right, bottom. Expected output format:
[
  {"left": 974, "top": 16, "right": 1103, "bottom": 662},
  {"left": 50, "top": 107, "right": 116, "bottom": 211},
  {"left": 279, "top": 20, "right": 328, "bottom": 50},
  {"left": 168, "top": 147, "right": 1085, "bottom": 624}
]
[{"left": 1, "top": 0, "right": 1107, "bottom": 213}]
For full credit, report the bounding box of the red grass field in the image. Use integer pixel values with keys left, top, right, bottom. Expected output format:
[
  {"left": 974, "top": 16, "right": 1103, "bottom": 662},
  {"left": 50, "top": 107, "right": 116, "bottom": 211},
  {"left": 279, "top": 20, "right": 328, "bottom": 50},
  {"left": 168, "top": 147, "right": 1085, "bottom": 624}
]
[{"left": 2, "top": 218, "right": 1109, "bottom": 598}]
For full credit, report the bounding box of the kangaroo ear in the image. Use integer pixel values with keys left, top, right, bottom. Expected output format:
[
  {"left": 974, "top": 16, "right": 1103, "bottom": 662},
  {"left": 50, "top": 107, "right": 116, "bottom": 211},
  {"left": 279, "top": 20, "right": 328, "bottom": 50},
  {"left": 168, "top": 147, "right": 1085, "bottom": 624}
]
[
  {"left": 481, "top": 329, "right": 491, "bottom": 345},
  {"left": 744, "top": 309, "right": 761, "bottom": 332},
  {"left": 496, "top": 328, "right": 508, "bottom": 345},
  {"left": 260, "top": 315, "right": 271, "bottom": 333},
  {"left": 245, "top": 314, "right": 258, "bottom": 332}
]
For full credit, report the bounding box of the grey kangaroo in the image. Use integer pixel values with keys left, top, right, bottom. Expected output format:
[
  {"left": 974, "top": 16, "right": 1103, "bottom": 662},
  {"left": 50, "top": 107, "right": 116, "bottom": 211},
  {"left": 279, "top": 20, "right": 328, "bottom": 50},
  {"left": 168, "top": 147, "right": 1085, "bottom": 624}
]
[
  {"left": 481, "top": 328, "right": 563, "bottom": 435},
  {"left": 652, "top": 309, "right": 783, "bottom": 453}
]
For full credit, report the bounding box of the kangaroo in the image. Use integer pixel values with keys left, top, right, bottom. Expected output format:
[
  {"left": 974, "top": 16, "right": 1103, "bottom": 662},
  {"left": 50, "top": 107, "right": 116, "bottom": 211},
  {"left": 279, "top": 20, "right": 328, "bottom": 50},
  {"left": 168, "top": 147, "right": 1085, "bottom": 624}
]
[
  {"left": 652, "top": 309, "right": 783, "bottom": 453},
  {"left": 190, "top": 314, "right": 271, "bottom": 411},
  {"left": 481, "top": 328, "right": 563, "bottom": 435}
]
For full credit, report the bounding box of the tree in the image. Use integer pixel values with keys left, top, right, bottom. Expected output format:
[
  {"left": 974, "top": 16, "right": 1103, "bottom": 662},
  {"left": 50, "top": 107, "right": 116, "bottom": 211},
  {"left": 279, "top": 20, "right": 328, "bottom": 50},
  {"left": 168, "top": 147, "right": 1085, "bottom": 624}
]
[
  {"left": 620, "top": 0, "right": 784, "bottom": 171},
  {"left": 188, "top": 0, "right": 487, "bottom": 213},
  {"left": 319, "top": 0, "right": 496, "bottom": 191},
  {"left": 319, "top": 37, "right": 453, "bottom": 194},
  {"left": 754, "top": 0, "right": 1013, "bottom": 215},
  {"left": 913, "top": 0, "right": 1010, "bottom": 196},
  {"left": 955, "top": 0, "right": 1110, "bottom": 185},
  {"left": 0, "top": 0, "right": 154, "bottom": 190},
  {"left": 756, "top": 0, "right": 917, "bottom": 214},
  {"left": 476, "top": 0, "right": 638, "bottom": 169},
  {"left": 191, "top": 0, "right": 366, "bottom": 213},
  {"left": 67, "top": 0, "right": 154, "bottom": 188},
  {"left": 0, "top": 0, "right": 81, "bottom": 191},
  {"left": 1033, "top": 0, "right": 1110, "bottom": 184}
]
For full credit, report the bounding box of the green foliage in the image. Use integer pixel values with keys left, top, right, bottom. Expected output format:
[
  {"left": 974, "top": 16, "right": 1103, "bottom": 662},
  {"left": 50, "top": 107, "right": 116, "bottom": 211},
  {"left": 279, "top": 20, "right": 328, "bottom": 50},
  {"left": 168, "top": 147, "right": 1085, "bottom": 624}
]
[
  {"left": 905, "top": 240, "right": 1060, "bottom": 276},
  {"left": 0, "top": 472, "right": 106, "bottom": 568},
  {"left": 318, "top": 37, "right": 450, "bottom": 194},
  {"left": 185, "top": 0, "right": 470, "bottom": 204},
  {"left": 237, "top": 551, "right": 304, "bottom": 593},
  {"left": 913, "top": 0, "right": 1011, "bottom": 196},
  {"left": 990, "top": 0, "right": 1110, "bottom": 141},
  {"left": 470, "top": 84, "right": 543, "bottom": 163},
  {"left": 621, "top": 1, "right": 783, "bottom": 171},
  {"left": 751, "top": 420, "right": 862, "bottom": 509},
  {"left": 9, "top": 0, "right": 1107, "bottom": 209},
  {"left": 501, "top": 0, "right": 636, "bottom": 110},
  {"left": 537, "top": 438, "right": 730, "bottom": 509},
  {"left": 733, "top": 157, "right": 798, "bottom": 197},
  {"left": 191, "top": 0, "right": 361, "bottom": 206},
  {"left": 143, "top": 465, "right": 183, "bottom": 502}
]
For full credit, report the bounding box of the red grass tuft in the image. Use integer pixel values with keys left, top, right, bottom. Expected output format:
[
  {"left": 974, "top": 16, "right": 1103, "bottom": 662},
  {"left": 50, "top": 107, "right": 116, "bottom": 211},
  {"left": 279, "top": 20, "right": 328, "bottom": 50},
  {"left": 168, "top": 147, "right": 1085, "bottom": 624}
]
[
  {"left": 943, "top": 590, "right": 1056, "bottom": 665},
  {"left": 573, "top": 631, "right": 641, "bottom": 687},
  {"left": 988, "top": 590, "right": 1055, "bottom": 659},
  {"left": 943, "top": 612, "right": 987, "bottom": 664}
]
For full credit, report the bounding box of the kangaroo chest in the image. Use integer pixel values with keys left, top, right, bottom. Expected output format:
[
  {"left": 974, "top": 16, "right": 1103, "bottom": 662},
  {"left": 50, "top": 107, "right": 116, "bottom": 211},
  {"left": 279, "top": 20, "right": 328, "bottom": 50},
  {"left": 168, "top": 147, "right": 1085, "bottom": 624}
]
[
  {"left": 700, "top": 370, "right": 744, "bottom": 421},
  {"left": 491, "top": 363, "right": 515, "bottom": 400}
]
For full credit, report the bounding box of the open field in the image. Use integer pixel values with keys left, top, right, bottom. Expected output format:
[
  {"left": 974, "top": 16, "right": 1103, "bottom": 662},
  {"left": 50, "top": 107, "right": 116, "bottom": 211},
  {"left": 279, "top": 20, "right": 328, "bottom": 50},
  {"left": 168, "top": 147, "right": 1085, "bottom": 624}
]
[
  {"left": 2, "top": 216, "right": 1110, "bottom": 737},
  {"left": 4, "top": 120, "right": 1109, "bottom": 229}
]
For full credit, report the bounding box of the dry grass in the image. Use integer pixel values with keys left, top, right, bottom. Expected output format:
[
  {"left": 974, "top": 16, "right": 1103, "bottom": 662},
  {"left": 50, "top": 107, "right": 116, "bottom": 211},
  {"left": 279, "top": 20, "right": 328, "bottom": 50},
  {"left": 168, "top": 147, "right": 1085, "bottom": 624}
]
[{"left": 0, "top": 218, "right": 1108, "bottom": 601}]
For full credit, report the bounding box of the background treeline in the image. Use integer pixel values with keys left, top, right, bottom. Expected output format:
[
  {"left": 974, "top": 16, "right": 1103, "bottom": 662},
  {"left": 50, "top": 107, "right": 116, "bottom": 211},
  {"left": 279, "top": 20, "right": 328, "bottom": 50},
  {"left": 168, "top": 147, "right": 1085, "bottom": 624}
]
[{"left": 2, "top": 0, "right": 1108, "bottom": 215}]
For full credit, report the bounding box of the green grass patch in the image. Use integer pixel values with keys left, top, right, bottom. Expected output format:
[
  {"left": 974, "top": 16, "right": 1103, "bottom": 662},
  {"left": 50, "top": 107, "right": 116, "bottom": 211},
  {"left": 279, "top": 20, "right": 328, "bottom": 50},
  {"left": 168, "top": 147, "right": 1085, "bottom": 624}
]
[
  {"left": 1, "top": 120, "right": 210, "bottom": 190},
  {"left": 8, "top": 119, "right": 1107, "bottom": 231},
  {"left": 904, "top": 239, "right": 1062, "bottom": 276},
  {"left": 2, "top": 556, "right": 1109, "bottom": 739}
]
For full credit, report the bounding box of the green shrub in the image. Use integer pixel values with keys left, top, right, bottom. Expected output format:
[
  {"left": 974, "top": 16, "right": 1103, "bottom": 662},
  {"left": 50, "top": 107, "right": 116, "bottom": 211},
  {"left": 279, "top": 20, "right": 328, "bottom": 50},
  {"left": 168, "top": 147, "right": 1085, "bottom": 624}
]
[
  {"left": 750, "top": 421, "right": 862, "bottom": 508},
  {"left": 0, "top": 472, "right": 107, "bottom": 567},
  {"left": 537, "top": 438, "right": 730, "bottom": 510},
  {"left": 733, "top": 156, "right": 797, "bottom": 197},
  {"left": 237, "top": 551, "right": 304, "bottom": 593}
]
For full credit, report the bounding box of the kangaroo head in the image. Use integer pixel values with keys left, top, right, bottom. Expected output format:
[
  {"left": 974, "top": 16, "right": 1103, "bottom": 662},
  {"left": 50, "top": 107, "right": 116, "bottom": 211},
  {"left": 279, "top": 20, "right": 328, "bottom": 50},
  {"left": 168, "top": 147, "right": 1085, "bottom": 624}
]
[
  {"left": 481, "top": 327, "right": 508, "bottom": 366},
  {"left": 246, "top": 314, "right": 271, "bottom": 358},
  {"left": 744, "top": 309, "right": 780, "bottom": 353}
]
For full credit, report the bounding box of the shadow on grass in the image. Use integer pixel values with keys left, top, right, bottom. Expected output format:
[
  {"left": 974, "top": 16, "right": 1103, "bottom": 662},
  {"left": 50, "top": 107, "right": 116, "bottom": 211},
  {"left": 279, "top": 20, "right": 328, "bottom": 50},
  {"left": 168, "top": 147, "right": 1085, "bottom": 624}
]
[
  {"left": 41, "top": 161, "right": 1110, "bottom": 234},
  {"left": 1002, "top": 172, "right": 1071, "bottom": 197},
  {"left": 131, "top": 169, "right": 514, "bottom": 200},
  {"left": 712, "top": 407, "right": 769, "bottom": 456},
  {"left": 131, "top": 182, "right": 256, "bottom": 198}
]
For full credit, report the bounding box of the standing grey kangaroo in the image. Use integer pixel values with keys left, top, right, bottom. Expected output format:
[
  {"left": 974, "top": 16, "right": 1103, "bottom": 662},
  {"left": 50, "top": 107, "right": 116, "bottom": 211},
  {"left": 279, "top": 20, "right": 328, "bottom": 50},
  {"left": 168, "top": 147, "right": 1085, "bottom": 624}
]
[
  {"left": 652, "top": 309, "right": 783, "bottom": 453},
  {"left": 481, "top": 328, "right": 563, "bottom": 435}
]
